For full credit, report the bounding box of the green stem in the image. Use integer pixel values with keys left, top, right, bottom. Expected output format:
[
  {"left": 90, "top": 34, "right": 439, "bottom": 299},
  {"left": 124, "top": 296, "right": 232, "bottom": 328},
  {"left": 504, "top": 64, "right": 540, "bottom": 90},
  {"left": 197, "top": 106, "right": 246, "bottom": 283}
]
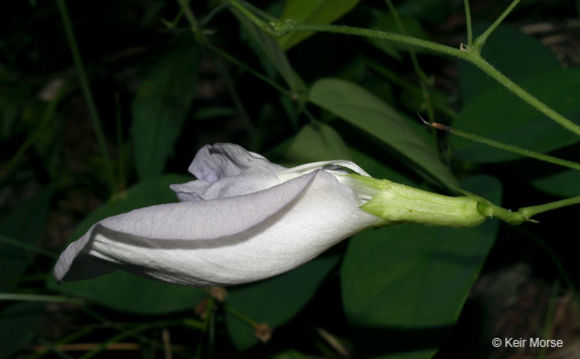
[
  {"left": 1, "top": 91, "right": 62, "bottom": 179},
  {"left": 518, "top": 227, "right": 575, "bottom": 291},
  {"left": 0, "top": 293, "right": 85, "bottom": 304},
  {"left": 519, "top": 196, "right": 580, "bottom": 219},
  {"left": 114, "top": 93, "right": 126, "bottom": 191},
  {"left": 213, "top": 59, "right": 257, "bottom": 145},
  {"left": 466, "top": 56, "right": 580, "bottom": 137},
  {"left": 539, "top": 282, "right": 560, "bottom": 359},
  {"left": 176, "top": 0, "right": 203, "bottom": 43},
  {"left": 385, "top": 0, "right": 434, "bottom": 121},
  {"left": 473, "top": 0, "right": 521, "bottom": 51},
  {"left": 230, "top": 1, "right": 580, "bottom": 138},
  {"left": 229, "top": 0, "right": 269, "bottom": 34},
  {"left": 223, "top": 304, "right": 259, "bottom": 328},
  {"left": 370, "top": 62, "right": 458, "bottom": 120},
  {"left": 384, "top": 0, "right": 427, "bottom": 79},
  {"left": 464, "top": 0, "right": 473, "bottom": 46},
  {"left": 424, "top": 121, "right": 580, "bottom": 171},
  {"left": 204, "top": 43, "right": 293, "bottom": 97},
  {"left": 294, "top": 24, "right": 467, "bottom": 58},
  {"left": 55, "top": 0, "right": 116, "bottom": 194},
  {"left": 477, "top": 196, "right": 580, "bottom": 225},
  {"left": 0, "top": 234, "right": 58, "bottom": 258}
]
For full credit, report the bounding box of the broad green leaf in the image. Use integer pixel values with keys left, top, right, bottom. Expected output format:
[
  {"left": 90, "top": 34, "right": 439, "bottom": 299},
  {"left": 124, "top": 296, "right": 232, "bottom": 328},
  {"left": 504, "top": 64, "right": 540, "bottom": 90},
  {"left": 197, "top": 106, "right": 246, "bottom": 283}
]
[
  {"left": 531, "top": 170, "right": 580, "bottom": 198},
  {"left": 225, "top": 253, "right": 340, "bottom": 350},
  {"left": 234, "top": 8, "right": 304, "bottom": 93},
  {"left": 278, "top": 0, "right": 360, "bottom": 50},
  {"left": 0, "top": 302, "right": 44, "bottom": 359},
  {"left": 49, "top": 175, "right": 206, "bottom": 314},
  {"left": 268, "top": 122, "right": 413, "bottom": 185},
  {"left": 284, "top": 122, "right": 351, "bottom": 162},
  {"left": 366, "top": 9, "right": 430, "bottom": 61},
  {"left": 341, "top": 176, "right": 501, "bottom": 358},
  {"left": 0, "top": 185, "right": 54, "bottom": 291},
  {"left": 460, "top": 24, "right": 560, "bottom": 102},
  {"left": 131, "top": 39, "right": 199, "bottom": 180},
  {"left": 309, "top": 78, "right": 457, "bottom": 186},
  {"left": 451, "top": 67, "right": 580, "bottom": 163}
]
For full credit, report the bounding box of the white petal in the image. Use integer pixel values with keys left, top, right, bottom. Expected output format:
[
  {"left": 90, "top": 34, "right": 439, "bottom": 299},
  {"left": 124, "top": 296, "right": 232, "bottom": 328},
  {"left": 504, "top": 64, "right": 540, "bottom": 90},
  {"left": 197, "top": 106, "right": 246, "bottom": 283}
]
[
  {"left": 188, "top": 143, "right": 284, "bottom": 181},
  {"left": 171, "top": 143, "right": 286, "bottom": 201},
  {"left": 277, "top": 160, "right": 370, "bottom": 183},
  {"left": 54, "top": 171, "right": 379, "bottom": 286}
]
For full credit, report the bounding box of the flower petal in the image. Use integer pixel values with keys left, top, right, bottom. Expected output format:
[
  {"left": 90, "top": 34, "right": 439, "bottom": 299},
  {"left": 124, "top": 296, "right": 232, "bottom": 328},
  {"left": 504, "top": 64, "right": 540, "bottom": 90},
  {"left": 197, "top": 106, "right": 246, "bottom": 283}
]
[
  {"left": 188, "top": 143, "right": 284, "bottom": 182},
  {"left": 171, "top": 143, "right": 286, "bottom": 200},
  {"left": 54, "top": 171, "right": 379, "bottom": 286}
]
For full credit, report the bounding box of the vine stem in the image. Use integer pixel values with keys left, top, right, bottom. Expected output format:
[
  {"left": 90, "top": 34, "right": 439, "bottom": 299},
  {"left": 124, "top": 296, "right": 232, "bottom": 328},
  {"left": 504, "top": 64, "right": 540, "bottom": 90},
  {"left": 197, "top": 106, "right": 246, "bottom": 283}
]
[
  {"left": 227, "top": 0, "right": 580, "bottom": 138},
  {"left": 422, "top": 120, "right": 580, "bottom": 171},
  {"left": 477, "top": 196, "right": 580, "bottom": 225},
  {"left": 473, "top": 0, "right": 521, "bottom": 51},
  {"left": 55, "top": 0, "right": 117, "bottom": 194},
  {"left": 290, "top": 24, "right": 580, "bottom": 137},
  {"left": 519, "top": 196, "right": 580, "bottom": 219},
  {"left": 0, "top": 293, "right": 86, "bottom": 304},
  {"left": 464, "top": 0, "right": 473, "bottom": 46}
]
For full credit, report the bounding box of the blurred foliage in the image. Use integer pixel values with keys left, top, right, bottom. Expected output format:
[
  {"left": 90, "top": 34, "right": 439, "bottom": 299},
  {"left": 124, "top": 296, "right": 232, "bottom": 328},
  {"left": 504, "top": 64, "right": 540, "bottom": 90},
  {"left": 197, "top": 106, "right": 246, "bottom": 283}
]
[{"left": 1, "top": 0, "right": 579, "bottom": 358}]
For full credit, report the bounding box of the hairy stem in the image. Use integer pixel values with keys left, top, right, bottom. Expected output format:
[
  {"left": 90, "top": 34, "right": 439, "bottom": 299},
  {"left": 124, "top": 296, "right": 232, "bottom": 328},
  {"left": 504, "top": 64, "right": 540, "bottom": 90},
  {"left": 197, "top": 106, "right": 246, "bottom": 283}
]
[
  {"left": 473, "top": 0, "right": 521, "bottom": 51},
  {"left": 464, "top": 0, "right": 473, "bottom": 46},
  {"left": 423, "top": 120, "right": 580, "bottom": 171}
]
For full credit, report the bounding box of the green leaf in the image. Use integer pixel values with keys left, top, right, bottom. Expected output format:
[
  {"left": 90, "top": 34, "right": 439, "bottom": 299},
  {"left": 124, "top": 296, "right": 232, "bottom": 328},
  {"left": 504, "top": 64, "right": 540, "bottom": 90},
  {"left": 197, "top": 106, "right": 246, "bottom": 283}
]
[
  {"left": 452, "top": 67, "right": 580, "bottom": 163},
  {"left": 225, "top": 253, "right": 340, "bottom": 350},
  {"left": 531, "top": 170, "right": 580, "bottom": 198},
  {"left": 283, "top": 122, "right": 352, "bottom": 162},
  {"left": 49, "top": 175, "right": 206, "bottom": 314},
  {"left": 268, "top": 122, "right": 413, "bottom": 185},
  {"left": 0, "top": 186, "right": 54, "bottom": 291},
  {"left": 460, "top": 24, "right": 560, "bottom": 102},
  {"left": 234, "top": 8, "right": 304, "bottom": 93},
  {"left": 0, "top": 302, "right": 44, "bottom": 359},
  {"left": 309, "top": 78, "right": 457, "bottom": 186},
  {"left": 278, "top": 0, "right": 360, "bottom": 50},
  {"left": 341, "top": 176, "right": 501, "bottom": 358},
  {"left": 131, "top": 39, "right": 200, "bottom": 180}
]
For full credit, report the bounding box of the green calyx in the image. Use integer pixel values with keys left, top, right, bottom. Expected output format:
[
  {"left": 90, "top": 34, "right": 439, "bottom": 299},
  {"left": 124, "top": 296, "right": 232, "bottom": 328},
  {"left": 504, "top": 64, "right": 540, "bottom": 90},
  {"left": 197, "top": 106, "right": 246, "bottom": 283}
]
[
  {"left": 351, "top": 175, "right": 487, "bottom": 227},
  {"left": 349, "top": 174, "right": 541, "bottom": 227}
]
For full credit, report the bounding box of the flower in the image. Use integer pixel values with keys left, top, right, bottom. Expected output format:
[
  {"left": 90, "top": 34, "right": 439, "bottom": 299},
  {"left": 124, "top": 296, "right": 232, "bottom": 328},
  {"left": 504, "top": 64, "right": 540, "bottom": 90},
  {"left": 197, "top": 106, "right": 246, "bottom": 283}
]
[{"left": 54, "top": 143, "right": 380, "bottom": 286}]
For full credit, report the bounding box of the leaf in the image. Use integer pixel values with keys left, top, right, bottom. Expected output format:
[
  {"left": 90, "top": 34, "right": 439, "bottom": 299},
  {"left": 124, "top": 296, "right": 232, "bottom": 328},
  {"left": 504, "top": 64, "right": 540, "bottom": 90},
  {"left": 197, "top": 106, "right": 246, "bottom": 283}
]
[
  {"left": 0, "top": 185, "right": 54, "bottom": 291},
  {"left": 225, "top": 253, "right": 340, "bottom": 350},
  {"left": 49, "top": 175, "right": 206, "bottom": 314},
  {"left": 531, "top": 170, "right": 580, "bottom": 198},
  {"left": 278, "top": 0, "right": 360, "bottom": 50},
  {"left": 269, "top": 122, "right": 413, "bottom": 185},
  {"left": 460, "top": 24, "right": 560, "bottom": 102},
  {"left": 131, "top": 39, "right": 200, "bottom": 180},
  {"left": 341, "top": 176, "right": 501, "bottom": 358},
  {"left": 0, "top": 302, "right": 44, "bottom": 359},
  {"left": 284, "top": 122, "right": 352, "bottom": 162},
  {"left": 451, "top": 67, "right": 580, "bottom": 163},
  {"left": 234, "top": 9, "right": 304, "bottom": 93},
  {"left": 309, "top": 78, "right": 457, "bottom": 186}
]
